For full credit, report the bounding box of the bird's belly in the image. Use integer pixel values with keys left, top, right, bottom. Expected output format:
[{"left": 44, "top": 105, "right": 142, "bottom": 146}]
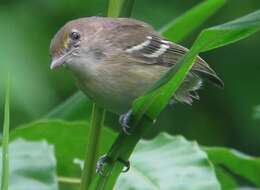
[
  {"left": 77, "top": 64, "right": 167, "bottom": 114},
  {"left": 78, "top": 77, "right": 151, "bottom": 114}
]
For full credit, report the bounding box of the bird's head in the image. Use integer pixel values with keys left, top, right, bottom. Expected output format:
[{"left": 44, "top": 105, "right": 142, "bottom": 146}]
[
  {"left": 50, "top": 17, "right": 153, "bottom": 75},
  {"left": 49, "top": 17, "right": 110, "bottom": 72}
]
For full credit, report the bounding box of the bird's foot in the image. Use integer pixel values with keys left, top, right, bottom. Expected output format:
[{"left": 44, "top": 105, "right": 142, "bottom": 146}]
[
  {"left": 119, "top": 109, "right": 133, "bottom": 135},
  {"left": 96, "top": 155, "right": 110, "bottom": 176},
  {"left": 96, "top": 155, "right": 130, "bottom": 176}
]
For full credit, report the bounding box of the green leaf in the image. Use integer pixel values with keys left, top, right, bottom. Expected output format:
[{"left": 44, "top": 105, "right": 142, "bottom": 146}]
[
  {"left": 1, "top": 74, "right": 10, "bottom": 190},
  {"left": 213, "top": 166, "right": 239, "bottom": 190},
  {"left": 115, "top": 133, "right": 221, "bottom": 190},
  {"left": 10, "top": 120, "right": 117, "bottom": 178},
  {"left": 133, "top": 9, "right": 260, "bottom": 120},
  {"left": 205, "top": 147, "right": 260, "bottom": 187},
  {"left": 161, "top": 0, "right": 226, "bottom": 43},
  {"left": 0, "top": 139, "right": 58, "bottom": 190},
  {"left": 193, "top": 9, "right": 260, "bottom": 52},
  {"left": 45, "top": 92, "right": 92, "bottom": 121}
]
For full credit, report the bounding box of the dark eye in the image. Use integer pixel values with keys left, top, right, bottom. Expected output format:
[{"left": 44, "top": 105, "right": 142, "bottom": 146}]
[{"left": 70, "top": 31, "right": 80, "bottom": 41}]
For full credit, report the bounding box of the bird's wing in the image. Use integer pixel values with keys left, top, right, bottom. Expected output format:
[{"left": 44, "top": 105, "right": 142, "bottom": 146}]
[
  {"left": 120, "top": 32, "right": 223, "bottom": 88},
  {"left": 107, "top": 18, "right": 223, "bottom": 88}
]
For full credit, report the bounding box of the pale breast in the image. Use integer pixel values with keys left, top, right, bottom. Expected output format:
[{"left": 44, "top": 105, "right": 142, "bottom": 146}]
[{"left": 76, "top": 62, "right": 167, "bottom": 114}]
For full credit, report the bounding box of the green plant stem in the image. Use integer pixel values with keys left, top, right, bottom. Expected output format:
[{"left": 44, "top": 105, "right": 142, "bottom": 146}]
[
  {"left": 1, "top": 75, "right": 10, "bottom": 190},
  {"left": 108, "top": 0, "right": 135, "bottom": 17},
  {"left": 81, "top": 1, "right": 135, "bottom": 189},
  {"left": 80, "top": 104, "right": 106, "bottom": 190},
  {"left": 90, "top": 116, "right": 152, "bottom": 189},
  {"left": 88, "top": 0, "right": 150, "bottom": 189}
]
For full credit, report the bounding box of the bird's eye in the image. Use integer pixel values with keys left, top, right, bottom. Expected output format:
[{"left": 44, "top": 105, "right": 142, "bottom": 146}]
[{"left": 70, "top": 31, "right": 81, "bottom": 41}]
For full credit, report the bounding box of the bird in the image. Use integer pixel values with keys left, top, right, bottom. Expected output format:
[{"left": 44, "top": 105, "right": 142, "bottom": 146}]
[
  {"left": 50, "top": 16, "right": 223, "bottom": 116},
  {"left": 49, "top": 16, "right": 223, "bottom": 175}
]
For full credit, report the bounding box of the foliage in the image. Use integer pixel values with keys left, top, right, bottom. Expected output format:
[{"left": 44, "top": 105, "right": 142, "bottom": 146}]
[
  {"left": 5, "top": 120, "right": 260, "bottom": 190},
  {"left": 1, "top": 0, "right": 260, "bottom": 190},
  {"left": 205, "top": 147, "right": 260, "bottom": 188},
  {"left": 10, "top": 120, "right": 117, "bottom": 177},
  {"left": 116, "top": 133, "right": 221, "bottom": 190},
  {"left": 0, "top": 139, "right": 58, "bottom": 190},
  {"left": 161, "top": 0, "right": 226, "bottom": 43}
]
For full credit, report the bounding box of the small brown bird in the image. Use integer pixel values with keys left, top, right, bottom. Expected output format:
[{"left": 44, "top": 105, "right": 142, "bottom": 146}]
[
  {"left": 50, "top": 16, "right": 223, "bottom": 175},
  {"left": 50, "top": 16, "right": 223, "bottom": 115}
]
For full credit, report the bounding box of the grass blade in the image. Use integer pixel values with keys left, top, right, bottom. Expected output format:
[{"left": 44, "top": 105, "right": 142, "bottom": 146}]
[
  {"left": 193, "top": 9, "right": 260, "bottom": 52},
  {"left": 1, "top": 75, "right": 10, "bottom": 190},
  {"left": 161, "top": 0, "right": 226, "bottom": 43}
]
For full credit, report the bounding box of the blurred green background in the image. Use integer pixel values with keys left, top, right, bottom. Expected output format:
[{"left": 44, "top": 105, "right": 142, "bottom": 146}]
[{"left": 0, "top": 0, "right": 259, "bottom": 155}]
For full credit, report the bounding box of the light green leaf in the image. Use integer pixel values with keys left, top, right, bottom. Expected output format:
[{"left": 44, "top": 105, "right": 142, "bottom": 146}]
[
  {"left": 205, "top": 147, "right": 260, "bottom": 187},
  {"left": 0, "top": 139, "right": 58, "bottom": 190},
  {"left": 161, "top": 0, "right": 226, "bottom": 43},
  {"left": 115, "top": 133, "right": 221, "bottom": 190},
  {"left": 10, "top": 120, "right": 117, "bottom": 178}
]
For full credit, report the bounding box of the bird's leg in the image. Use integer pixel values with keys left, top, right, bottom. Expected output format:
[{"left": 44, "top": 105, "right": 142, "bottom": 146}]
[
  {"left": 96, "top": 155, "right": 130, "bottom": 176},
  {"left": 119, "top": 109, "right": 133, "bottom": 135}
]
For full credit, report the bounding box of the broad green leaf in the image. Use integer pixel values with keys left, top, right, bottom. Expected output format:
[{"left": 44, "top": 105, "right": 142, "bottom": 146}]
[
  {"left": 115, "top": 133, "right": 221, "bottom": 190},
  {"left": 0, "top": 139, "right": 58, "bottom": 190},
  {"left": 10, "top": 120, "right": 117, "bottom": 178},
  {"left": 161, "top": 0, "right": 226, "bottom": 43},
  {"left": 133, "top": 9, "right": 260, "bottom": 120},
  {"left": 205, "top": 147, "right": 260, "bottom": 187}
]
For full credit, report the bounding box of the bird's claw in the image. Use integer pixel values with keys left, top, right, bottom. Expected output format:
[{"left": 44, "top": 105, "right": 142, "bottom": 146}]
[
  {"left": 119, "top": 110, "right": 133, "bottom": 135},
  {"left": 96, "top": 155, "right": 110, "bottom": 176},
  {"left": 96, "top": 155, "right": 130, "bottom": 176}
]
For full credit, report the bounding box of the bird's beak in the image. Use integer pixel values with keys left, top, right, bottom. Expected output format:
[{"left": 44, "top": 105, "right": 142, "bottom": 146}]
[{"left": 50, "top": 52, "right": 69, "bottom": 70}]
